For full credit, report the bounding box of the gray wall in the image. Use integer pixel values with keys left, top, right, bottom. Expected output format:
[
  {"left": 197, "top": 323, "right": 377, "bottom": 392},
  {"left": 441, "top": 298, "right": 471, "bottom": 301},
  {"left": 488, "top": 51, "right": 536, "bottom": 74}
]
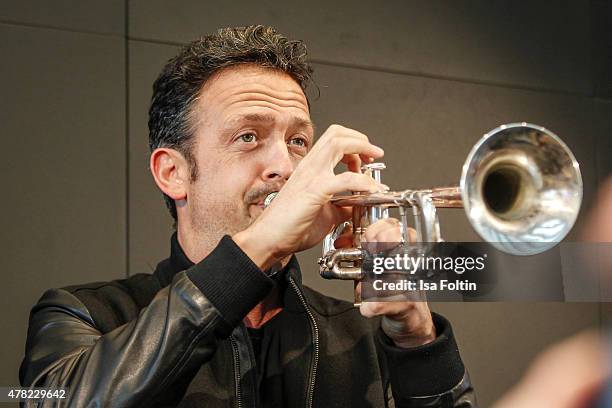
[{"left": 2, "top": 1, "right": 611, "bottom": 406}]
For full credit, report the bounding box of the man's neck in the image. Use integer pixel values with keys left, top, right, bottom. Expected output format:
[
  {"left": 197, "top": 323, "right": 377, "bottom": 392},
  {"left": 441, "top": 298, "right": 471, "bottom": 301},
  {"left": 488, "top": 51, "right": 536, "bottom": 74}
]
[{"left": 176, "top": 225, "right": 218, "bottom": 266}]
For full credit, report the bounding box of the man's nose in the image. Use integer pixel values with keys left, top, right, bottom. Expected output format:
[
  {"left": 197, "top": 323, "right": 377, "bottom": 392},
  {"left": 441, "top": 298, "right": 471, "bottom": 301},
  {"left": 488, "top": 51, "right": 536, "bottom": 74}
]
[{"left": 262, "top": 140, "right": 295, "bottom": 181}]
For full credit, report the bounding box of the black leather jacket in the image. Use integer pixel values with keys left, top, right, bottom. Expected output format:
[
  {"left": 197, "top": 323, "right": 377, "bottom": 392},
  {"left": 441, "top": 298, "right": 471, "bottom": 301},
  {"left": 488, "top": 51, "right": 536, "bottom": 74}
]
[{"left": 20, "top": 234, "right": 477, "bottom": 407}]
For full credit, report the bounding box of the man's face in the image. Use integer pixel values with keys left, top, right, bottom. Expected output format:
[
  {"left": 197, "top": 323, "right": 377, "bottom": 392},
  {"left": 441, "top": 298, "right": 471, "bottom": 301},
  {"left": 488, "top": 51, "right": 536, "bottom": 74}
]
[{"left": 184, "top": 65, "right": 313, "bottom": 245}]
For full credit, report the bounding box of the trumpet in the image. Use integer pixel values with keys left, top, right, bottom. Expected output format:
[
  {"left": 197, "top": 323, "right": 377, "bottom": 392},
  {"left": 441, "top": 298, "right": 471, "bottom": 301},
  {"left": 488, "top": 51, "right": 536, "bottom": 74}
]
[{"left": 266, "top": 123, "right": 583, "bottom": 300}]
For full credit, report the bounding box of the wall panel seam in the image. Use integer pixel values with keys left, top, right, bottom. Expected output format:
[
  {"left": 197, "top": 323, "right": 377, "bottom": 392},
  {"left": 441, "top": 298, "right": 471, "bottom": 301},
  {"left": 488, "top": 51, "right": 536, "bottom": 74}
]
[
  {"left": 0, "top": 19, "right": 123, "bottom": 38},
  {"left": 126, "top": 36, "right": 589, "bottom": 98},
  {"left": 125, "top": 0, "right": 130, "bottom": 278}
]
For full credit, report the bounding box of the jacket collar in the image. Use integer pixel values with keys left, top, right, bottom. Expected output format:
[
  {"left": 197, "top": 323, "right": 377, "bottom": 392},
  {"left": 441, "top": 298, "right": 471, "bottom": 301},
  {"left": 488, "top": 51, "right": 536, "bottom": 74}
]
[{"left": 152, "top": 232, "right": 193, "bottom": 288}]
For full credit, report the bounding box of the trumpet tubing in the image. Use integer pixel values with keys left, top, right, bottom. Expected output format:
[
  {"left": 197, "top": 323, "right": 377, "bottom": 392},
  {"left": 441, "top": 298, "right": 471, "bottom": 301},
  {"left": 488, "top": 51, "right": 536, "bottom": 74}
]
[
  {"left": 318, "top": 123, "right": 583, "bottom": 284},
  {"left": 264, "top": 122, "right": 583, "bottom": 291}
]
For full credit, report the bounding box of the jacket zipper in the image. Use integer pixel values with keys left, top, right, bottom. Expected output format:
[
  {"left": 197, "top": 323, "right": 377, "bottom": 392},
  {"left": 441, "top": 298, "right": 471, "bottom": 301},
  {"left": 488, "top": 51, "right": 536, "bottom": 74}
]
[
  {"left": 230, "top": 335, "right": 242, "bottom": 408},
  {"left": 289, "top": 277, "right": 319, "bottom": 408}
]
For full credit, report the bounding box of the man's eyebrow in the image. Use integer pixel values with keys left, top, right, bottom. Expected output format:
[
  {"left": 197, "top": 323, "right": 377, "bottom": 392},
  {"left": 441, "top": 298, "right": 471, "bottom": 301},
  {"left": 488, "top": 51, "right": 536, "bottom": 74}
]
[
  {"left": 225, "top": 113, "right": 315, "bottom": 132},
  {"left": 292, "top": 117, "right": 316, "bottom": 133}
]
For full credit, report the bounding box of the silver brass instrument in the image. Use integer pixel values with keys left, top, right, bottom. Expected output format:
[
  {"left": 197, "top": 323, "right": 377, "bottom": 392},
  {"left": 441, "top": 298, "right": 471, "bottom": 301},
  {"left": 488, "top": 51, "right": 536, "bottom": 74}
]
[{"left": 267, "top": 123, "right": 583, "bottom": 303}]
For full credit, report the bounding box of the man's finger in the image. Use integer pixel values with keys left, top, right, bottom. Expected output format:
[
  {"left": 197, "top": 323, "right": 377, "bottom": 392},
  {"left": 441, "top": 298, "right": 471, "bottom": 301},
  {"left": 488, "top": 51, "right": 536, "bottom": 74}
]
[
  {"left": 340, "top": 153, "right": 362, "bottom": 173},
  {"left": 318, "top": 124, "right": 370, "bottom": 144},
  {"left": 322, "top": 171, "right": 385, "bottom": 196},
  {"left": 340, "top": 151, "right": 385, "bottom": 179},
  {"left": 360, "top": 300, "right": 416, "bottom": 318},
  {"left": 363, "top": 218, "right": 402, "bottom": 243},
  {"left": 310, "top": 135, "right": 384, "bottom": 169}
]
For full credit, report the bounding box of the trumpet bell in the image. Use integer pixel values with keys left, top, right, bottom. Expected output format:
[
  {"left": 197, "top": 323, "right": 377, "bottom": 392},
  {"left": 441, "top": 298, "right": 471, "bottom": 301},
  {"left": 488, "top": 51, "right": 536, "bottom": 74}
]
[{"left": 461, "top": 123, "right": 582, "bottom": 255}]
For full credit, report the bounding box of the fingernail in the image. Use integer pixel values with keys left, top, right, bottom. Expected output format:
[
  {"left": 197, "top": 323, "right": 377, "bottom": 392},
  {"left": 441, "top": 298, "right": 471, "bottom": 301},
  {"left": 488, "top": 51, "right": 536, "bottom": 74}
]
[
  {"left": 371, "top": 184, "right": 389, "bottom": 192},
  {"left": 376, "top": 146, "right": 384, "bottom": 155}
]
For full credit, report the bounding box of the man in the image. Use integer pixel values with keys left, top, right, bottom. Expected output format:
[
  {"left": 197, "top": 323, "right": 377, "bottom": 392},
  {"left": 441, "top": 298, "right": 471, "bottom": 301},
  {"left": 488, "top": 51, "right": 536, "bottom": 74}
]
[{"left": 20, "top": 25, "right": 476, "bottom": 407}]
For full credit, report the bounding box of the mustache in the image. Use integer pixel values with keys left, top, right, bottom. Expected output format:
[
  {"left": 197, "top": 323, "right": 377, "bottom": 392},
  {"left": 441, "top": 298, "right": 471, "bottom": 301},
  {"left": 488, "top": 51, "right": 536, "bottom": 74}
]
[{"left": 245, "top": 183, "right": 284, "bottom": 205}]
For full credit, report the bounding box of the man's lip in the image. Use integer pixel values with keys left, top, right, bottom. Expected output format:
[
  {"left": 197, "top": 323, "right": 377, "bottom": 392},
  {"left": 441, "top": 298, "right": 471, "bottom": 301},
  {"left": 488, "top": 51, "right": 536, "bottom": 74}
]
[{"left": 252, "top": 192, "right": 278, "bottom": 208}]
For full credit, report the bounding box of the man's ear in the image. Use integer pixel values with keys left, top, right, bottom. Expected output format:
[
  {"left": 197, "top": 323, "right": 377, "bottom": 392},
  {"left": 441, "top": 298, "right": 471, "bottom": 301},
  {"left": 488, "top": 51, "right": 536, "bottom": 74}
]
[{"left": 150, "top": 148, "right": 190, "bottom": 201}]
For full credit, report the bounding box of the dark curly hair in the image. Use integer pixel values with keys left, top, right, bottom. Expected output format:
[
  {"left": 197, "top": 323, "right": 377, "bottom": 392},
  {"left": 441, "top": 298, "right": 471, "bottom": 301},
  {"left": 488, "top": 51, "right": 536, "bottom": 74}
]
[{"left": 148, "top": 25, "right": 313, "bottom": 222}]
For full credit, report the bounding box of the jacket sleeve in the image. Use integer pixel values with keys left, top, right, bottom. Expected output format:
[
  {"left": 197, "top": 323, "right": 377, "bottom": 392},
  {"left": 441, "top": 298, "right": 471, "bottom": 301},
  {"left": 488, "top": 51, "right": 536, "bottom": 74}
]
[
  {"left": 19, "top": 236, "right": 273, "bottom": 407},
  {"left": 377, "top": 313, "right": 477, "bottom": 408}
]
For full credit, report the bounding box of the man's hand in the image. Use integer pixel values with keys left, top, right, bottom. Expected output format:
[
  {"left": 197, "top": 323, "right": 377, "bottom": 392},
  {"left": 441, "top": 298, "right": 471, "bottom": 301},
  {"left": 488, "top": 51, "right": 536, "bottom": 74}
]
[
  {"left": 357, "top": 218, "right": 437, "bottom": 348},
  {"left": 234, "top": 124, "right": 385, "bottom": 270}
]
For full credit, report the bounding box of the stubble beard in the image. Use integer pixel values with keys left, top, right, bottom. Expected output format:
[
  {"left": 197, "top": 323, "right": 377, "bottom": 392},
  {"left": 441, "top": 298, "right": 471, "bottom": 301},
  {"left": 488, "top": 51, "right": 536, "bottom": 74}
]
[
  {"left": 188, "top": 189, "right": 254, "bottom": 256},
  {"left": 185, "top": 174, "right": 280, "bottom": 260}
]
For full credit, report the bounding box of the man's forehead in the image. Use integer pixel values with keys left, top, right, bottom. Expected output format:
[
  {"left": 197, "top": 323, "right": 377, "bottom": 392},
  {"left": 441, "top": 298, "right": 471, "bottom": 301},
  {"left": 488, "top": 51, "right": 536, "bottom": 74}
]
[
  {"left": 200, "top": 65, "right": 308, "bottom": 105},
  {"left": 192, "top": 65, "right": 311, "bottom": 128}
]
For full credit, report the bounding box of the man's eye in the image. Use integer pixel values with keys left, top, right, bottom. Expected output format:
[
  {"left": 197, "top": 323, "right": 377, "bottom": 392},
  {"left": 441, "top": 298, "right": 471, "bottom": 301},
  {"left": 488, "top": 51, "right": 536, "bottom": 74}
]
[
  {"left": 289, "top": 137, "right": 307, "bottom": 147},
  {"left": 237, "top": 133, "right": 257, "bottom": 143}
]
